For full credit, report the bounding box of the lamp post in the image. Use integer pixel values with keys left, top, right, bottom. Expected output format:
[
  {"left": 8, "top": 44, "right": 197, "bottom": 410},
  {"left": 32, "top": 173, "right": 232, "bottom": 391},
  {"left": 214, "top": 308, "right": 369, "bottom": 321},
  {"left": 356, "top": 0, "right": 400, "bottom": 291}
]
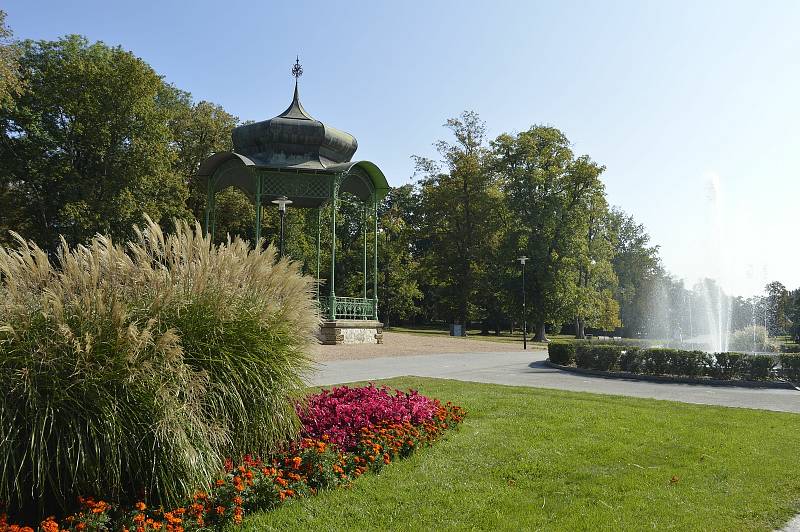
[
  {"left": 271, "top": 196, "right": 293, "bottom": 258},
  {"left": 518, "top": 256, "right": 528, "bottom": 350}
]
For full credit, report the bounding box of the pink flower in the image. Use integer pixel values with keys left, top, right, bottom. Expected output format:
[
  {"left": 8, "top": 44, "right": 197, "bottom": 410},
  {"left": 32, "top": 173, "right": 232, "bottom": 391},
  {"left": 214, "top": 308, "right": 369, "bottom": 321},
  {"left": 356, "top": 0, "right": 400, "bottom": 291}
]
[{"left": 297, "top": 384, "right": 439, "bottom": 450}]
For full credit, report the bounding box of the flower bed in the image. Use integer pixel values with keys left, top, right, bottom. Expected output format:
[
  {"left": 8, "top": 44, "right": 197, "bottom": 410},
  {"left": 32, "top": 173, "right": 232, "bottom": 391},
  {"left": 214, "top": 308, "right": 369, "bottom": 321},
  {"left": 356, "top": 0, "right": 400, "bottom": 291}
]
[{"left": 0, "top": 385, "right": 465, "bottom": 532}]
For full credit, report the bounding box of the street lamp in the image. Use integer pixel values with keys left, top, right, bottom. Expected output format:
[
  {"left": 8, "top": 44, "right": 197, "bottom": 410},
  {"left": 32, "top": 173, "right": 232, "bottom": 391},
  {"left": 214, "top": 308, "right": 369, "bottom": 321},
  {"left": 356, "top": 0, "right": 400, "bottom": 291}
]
[
  {"left": 518, "top": 256, "right": 528, "bottom": 350},
  {"left": 271, "top": 196, "right": 293, "bottom": 258}
]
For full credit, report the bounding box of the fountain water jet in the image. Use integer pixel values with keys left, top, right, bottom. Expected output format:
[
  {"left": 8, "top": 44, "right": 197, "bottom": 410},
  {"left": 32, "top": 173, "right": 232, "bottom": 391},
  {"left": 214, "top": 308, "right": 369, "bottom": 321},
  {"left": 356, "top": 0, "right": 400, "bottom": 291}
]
[{"left": 649, "top": 173, "right": 733, "bottom": 353}]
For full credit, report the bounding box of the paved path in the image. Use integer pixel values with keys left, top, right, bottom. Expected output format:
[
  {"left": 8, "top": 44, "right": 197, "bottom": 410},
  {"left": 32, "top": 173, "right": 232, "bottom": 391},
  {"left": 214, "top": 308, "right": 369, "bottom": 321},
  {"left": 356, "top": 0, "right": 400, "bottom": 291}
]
[{"left": 311, "top": 349, "right": 800, "bottom": 413}]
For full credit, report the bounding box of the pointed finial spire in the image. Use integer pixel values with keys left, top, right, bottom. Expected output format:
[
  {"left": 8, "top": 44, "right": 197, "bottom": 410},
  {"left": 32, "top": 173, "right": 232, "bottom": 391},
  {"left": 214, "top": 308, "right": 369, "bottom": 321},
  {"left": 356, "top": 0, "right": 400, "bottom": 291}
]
[
  {"left": 291, "top": 56, "right": 303, "bottom": 80},
  {"left": 278, "top": 56, "right": 313, "bottom": 120}
]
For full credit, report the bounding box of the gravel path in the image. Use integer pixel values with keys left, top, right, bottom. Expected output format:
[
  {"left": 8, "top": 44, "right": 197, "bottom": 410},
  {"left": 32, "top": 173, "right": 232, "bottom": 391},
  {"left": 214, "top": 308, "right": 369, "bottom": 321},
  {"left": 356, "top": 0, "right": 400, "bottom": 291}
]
[{"left": 311, "top": 331, "right": 524, "bottom": 361}]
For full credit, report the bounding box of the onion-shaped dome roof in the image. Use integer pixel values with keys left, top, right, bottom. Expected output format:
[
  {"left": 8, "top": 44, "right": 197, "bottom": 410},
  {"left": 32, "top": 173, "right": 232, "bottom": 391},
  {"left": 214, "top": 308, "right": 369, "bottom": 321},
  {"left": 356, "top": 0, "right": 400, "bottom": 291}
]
[{"left": 231, "top": 81, "right": 358, "bottom": 170}]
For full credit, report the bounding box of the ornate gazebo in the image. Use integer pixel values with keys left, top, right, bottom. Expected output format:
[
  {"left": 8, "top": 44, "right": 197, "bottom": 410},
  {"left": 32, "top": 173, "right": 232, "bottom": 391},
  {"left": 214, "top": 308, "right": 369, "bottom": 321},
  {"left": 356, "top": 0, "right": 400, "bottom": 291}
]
[{"left": 197, "top": 60, "right": 388, "bottom": 344}]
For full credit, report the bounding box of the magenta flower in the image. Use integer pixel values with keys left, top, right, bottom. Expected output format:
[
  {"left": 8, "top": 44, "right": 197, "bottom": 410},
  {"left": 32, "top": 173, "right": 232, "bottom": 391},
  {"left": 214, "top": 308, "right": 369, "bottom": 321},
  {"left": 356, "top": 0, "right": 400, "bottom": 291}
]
[{"left": 297, "top": 384, "right": 439, "bottom": 450}]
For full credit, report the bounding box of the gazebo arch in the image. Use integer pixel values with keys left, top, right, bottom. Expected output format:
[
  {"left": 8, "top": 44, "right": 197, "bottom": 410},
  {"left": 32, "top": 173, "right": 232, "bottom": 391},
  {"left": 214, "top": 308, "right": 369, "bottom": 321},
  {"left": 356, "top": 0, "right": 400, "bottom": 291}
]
[{"left": 197, "top": 60, "right": 388, "bottom": 343}]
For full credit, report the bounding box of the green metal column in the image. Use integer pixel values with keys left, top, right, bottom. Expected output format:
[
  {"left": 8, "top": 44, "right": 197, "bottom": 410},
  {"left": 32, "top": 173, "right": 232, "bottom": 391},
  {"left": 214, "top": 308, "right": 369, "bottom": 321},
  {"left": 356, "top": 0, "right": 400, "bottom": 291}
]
[
  {"left": 329, "top": 179, "right": 338, "bottom": 320},
  {"left": 363, "top": 204, "right": 368, "bottom": 301},
  {"left": 204, "top": 176, "right": 213, "bottom": 236},
  {"left": 254, "top": 173, "right": 262, "bottom": 248},
  {"left": 210, "top": 191, "right": 217, "bottom": 242},
  {"left": 316, "top": 207, "right": 321, "bottom": 301},
  {"left": 373, "top": 195, "right": 379, "bottom": 320}
]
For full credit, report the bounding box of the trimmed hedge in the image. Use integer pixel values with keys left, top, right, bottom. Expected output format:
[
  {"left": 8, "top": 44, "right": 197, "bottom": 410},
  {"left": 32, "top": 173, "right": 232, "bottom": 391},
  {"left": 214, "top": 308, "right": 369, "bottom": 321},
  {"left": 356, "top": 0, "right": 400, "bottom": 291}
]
[
  {"left": 618, "top": 347, "right": 641, "bottom": 372},
  {"left": 550, "top": 342, "right": 791, "bottom": 383},
  {"left": 713, "top": 352, "right": 746, "bottom": 380},
  {"left": 547, "top": 342, "right": 575, "bottom": 365},
  {"left": 747, "top": 355, "right": 776, "bottom": 381},
  {"left": 576, "top": 344, "right": 623, "bottom": 371},
  {"left": 780, "top": 354, "right": 800, "bottom": 382}
]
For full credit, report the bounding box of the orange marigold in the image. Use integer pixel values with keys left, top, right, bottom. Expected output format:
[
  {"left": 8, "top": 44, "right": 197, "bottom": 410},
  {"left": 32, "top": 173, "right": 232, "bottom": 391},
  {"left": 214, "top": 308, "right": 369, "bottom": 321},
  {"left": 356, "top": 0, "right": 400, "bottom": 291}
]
[{"left": 40, "top": 517, "right": 59, "bottom": 532}]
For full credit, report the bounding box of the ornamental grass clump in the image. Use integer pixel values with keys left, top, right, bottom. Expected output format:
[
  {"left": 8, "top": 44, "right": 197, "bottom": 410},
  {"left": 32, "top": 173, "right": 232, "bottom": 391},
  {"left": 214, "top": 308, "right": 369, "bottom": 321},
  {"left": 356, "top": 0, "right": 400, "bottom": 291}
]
[{"left": 0, "top": 218, "right": 317, "bottom": 519}]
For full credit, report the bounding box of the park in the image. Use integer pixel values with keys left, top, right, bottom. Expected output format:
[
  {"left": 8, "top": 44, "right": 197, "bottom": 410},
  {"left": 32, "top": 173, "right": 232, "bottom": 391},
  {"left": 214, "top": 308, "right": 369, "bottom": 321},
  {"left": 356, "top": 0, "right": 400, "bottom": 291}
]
[{"left": 2, "top": 3, "right": 800, "bottom": 531}]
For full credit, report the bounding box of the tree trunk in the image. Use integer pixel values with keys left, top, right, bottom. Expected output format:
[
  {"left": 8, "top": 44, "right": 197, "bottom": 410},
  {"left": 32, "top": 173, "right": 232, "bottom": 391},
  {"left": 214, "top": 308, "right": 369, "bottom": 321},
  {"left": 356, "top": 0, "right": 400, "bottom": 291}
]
[
  {"left": 534, "top": 322, "right": 549, "bottom": 342},
  {"left": 575, "top": 317, "right": 586, "bottom": 339}
]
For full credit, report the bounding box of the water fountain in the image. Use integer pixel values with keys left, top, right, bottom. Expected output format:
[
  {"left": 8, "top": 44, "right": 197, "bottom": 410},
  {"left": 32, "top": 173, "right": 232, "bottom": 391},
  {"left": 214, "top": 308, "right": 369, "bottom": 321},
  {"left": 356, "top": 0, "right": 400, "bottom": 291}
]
[{"left": 650, "top": 173, "right": 733, "bottom": 353}]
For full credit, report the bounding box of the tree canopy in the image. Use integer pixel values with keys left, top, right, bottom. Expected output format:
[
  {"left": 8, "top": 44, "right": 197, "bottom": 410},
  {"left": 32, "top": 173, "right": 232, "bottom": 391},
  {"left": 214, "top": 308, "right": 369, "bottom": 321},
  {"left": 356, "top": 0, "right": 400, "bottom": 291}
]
[{"left": 0, "top": 35, "right": 189, "bottom": 247}]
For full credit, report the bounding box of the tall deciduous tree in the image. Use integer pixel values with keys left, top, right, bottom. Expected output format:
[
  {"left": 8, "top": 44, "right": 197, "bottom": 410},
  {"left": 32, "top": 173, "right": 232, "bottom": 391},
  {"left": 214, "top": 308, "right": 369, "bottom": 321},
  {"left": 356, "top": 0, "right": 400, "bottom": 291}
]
[
  {"left": 0, "top": 35, "right": 189, "bottom": 248},
  {"left": 377, "top": 185, "right": 422, "bottom": 326},
  {"left": 765, "top": 281, "right": 790, "bottom": 336},
  {"left": 492, "top": 126, "right": 609, "bottom": 341},
  {"left": 788, "top": 288, "right": 800, "bottom": 340},
  {"left": 413, "top": 111, "right": 501, "bottom": 327},
  {"left": 166, "top": 93, "right": 239, "bottom": 221},
  {"left": 608, "top": 207, "right": 663, "bottom": 337},
  {"left": 573, "top": 186, "right": 620, "bottom": 338},
  {"left": 0, "top": 11, "right": 22, "bottom": 110}
]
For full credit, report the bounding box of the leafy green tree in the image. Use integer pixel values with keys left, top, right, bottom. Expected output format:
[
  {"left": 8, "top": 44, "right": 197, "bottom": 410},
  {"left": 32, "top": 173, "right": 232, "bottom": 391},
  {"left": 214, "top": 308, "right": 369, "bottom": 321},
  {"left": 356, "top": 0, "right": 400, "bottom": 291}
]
[
  {"left": 788, "top": 288, "right": 800, "bottom": 340},
  {"left": 475, "top": 195, "right": 514, "bottom": 335},
  {"left": 572, "top": 188, "right": 620, "bottom": 338},
  {"left": 157, "top": 86, "right": 258, "bottom": 245},
  {"left": 166, "top": 92, "right": 239, "bottom": 221},
  {"left": 0, "top": 11, "right": 22, "bottom": 110},
  {"left": 0, "top": 12, "right": 24, "bottom": 239},
  {"left": 377, "top": 185, "right": 422, "bottom": 326},
  {"left": 765, "top": 281, "right": 790, "bottom": 336},
  {"left": 607, "top": 207, "right": 663, "bottom": 337},
  {"left": 413, "top": 111, "right": 501, "bottom": 327},
  {"left": 0, "top": 35, "right": 189, "bottom": 248},
  {"left": 492, "top": 126, "right": 607, "bottom": 341}
]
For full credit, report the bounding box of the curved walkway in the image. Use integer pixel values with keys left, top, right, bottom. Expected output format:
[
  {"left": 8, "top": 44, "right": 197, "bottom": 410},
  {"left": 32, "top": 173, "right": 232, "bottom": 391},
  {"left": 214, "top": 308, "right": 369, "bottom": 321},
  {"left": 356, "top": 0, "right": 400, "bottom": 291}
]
[{"left": 311, "top": 347, "right": 800, "bottom": 413}]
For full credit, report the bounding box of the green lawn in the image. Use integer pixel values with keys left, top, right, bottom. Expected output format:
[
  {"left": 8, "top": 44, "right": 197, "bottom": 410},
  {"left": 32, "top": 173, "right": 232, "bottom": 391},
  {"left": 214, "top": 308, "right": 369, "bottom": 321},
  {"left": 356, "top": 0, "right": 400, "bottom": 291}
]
[
  {"left": 242, "top": 378, "right": 800, "bottom": 531},
  {"left": 388, "top": 325, "right": 573, "bottom": 347}
]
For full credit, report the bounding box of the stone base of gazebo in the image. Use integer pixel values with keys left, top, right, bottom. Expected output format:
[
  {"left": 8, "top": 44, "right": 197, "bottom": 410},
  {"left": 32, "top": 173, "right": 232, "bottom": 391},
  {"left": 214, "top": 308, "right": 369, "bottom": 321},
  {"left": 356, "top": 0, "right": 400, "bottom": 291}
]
[{"left": 318, "top": 320, "right": 384, "bottom": 345}]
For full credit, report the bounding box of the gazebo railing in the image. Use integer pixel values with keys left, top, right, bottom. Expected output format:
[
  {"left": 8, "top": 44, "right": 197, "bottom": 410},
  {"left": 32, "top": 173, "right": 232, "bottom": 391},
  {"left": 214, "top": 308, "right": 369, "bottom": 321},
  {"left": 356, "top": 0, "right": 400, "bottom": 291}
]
[{"left": 317, "top": 296, "right": 376, "bottom": 320}]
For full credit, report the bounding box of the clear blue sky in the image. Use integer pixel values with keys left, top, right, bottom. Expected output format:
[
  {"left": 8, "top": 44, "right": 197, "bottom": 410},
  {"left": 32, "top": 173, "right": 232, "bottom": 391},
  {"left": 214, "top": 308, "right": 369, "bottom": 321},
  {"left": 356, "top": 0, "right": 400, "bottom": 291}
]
[{"left": 6, "top": 1, "right": 800, "bottom": 296}]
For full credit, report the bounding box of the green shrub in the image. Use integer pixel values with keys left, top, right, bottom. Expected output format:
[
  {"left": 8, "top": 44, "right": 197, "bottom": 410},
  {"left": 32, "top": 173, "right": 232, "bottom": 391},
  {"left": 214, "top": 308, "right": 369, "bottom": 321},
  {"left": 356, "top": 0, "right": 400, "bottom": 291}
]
[
  {"left": 637, "top": 348, "right": 705, "bottom": 377},
  {"left": 618, "top": 347, "right": 641, "bottom": 372},
  {"left": 0, "top": 219, "right": 317, "bottom": 519},
  {"left": 639, "top": 348, "right": 672, "bottom": 375},
  {"left": 780, "top": 354, "right": 800, "bottom": 382},
  {"left": 743, "top": 355, "right": 776, "bottom": 381},
  {"left": 713, "top": 353, "right": 746, "bottom": 380},
  {"left": 575, "top": 344, "right": 623, "bottom": 371},
  {"left": 780, "top": 344, "right": 800, "bottom": 353},
  {"left": 670, "top": 350, "right": 711, "bottom": 378},
  {"left": 574, "top": 343, "right": 592, "bottom": 368},
  {"left": 547, "top": 341, "right": 575, "bottom": 365}
]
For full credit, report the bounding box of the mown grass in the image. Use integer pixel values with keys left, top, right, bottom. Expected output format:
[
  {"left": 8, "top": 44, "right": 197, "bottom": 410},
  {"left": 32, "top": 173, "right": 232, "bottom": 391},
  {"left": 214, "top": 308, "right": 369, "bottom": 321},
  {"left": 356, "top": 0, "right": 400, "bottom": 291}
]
[
  {"left": 388, "top": 325, "right": 573, "bottom": 347},
  {"left": 242, "top": 377, "right": 800, "bottom": 531}
]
